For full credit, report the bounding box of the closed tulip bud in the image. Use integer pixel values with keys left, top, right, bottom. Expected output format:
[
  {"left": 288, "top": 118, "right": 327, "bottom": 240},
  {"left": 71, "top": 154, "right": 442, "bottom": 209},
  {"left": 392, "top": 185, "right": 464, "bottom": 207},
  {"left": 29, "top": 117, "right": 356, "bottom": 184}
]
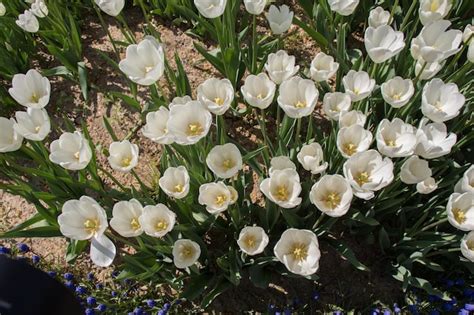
[
  {"left": 241, "top": 73, "right": 276, "bottom": 109},
  {"left": 368, "top": 7, "right": 390, "bottom": 28},
  {"left": 415, "top": 118, "right": 456, "bottom": 159},
  {"left": 454, "top": 166, "right": 474, "bottom": 194},
  {"left": 277, "top": 77, "right": 318, "bottom": 119},
  {"left": 194, "top": 0, "right": 226, "bottom": 19},
  {"left": 119, "top": 36, "right": 165, "bottom": 86},
  {"left": 414, "top": 59, "right": 445, "bottom": 80},
  {"left": 237, "top": 226, "right": 269, "bottom": 255},
  {"left": 365, "top": 25, "right": 405, "bottom": 63},
  {"left": 260, "top": 168, "right": 302, "bottom": 208},
  {"left": 0, "top": 117, "right": 23, "bottom": 153},
  {"left": 328, "top": 0, "right": 359, "bottom": 16},
  {"left": 337, "top": 125, "right": 373, "bottom": 158},
  {"left": 9, "top": 69, "right": 51, "bottom": 108},
  {"left": 323, "top": 92, "right": 352, "bottom": 121},
  {"left": 342, "top": 70, "right": 375, "bottom": 102},
  {"left": 269, "top": 156, "right": 296, "bottom": 175},
  {"left": 31, "top": 0, "right": 48, "bottom": 18},
  {"left": 49, "top": 131, "right": 92, "bottom": 170},
  {"left": 16, "top": 10, "right": 39, "bottom": 33},
  {"left": 381, "top": 77, "right": 414, "bottom": 108},
  {"left": 418, "top": 0, "right": 452, "bottom": 26},
  {"left": 94, "top": 0, "right": 125, "bottom": 17},
  {"left": 108, "top": 140, "right": 139, "bottom": 173},
  {"left": 297, "top": 142, "right": 328, "bottom": 174},
  {"left": 416, "top": 177, "right": 438, "bottom": 194},
  {"left": 244, "top": 0, "right": 266, "bottom": 15},
  {"left": 139, "top": 204, "right": 176, "bottom": 238},
  {"left": 159, "top": 166, "right": 190, "bottom": 199},
  {"left": 142, "top": 107, "right": 174, "bottom": 144},
  {"left": 310, "top": 52, "right": 339, "bottom": 82},
  {"left": 264, "top": 50, "right": 299, "bottom": 84},
  {"left": 110, "top": 199, "right": 144, "bottom": 238},
  {"left": 274, "top": 229, "right": 321, "bottom": 276},
  {"left": 310, "top": 174, "right": 353, "bottom": 217},
  {"left": 376, "top": 118, "right": 417, "bottom": 158},
  {"left": 461, "top": 231, "right": 474, "bottom": 262},
  {"left": 206, "top": 143, "right": 243, "bottom": 179},
  {"left": 338, "top": 110, "right": 366, "bottom": 128},
  {"left": 172, "top": 239, "right": 201, "bottom": 269},
  {"left": 446, "top": 192, "right": 474, "bottom": 231},
  {"left": 13, "top": 108, "right": 51, "bottom": 141},
  {"left": 422, "top": 78, "right": 465, "bottom": 123},
  {"left": 167, "top": 100, "right": 212, "bottom": 145},
  {"left": 197, "top": 78, "right": 234, "bottom": 115},
  {"left": 266, "top": 5, "right": 293, "bottom": 35},
  {"left": 400, "top": 155, "right": 432, "bottom": 184},
  {"left": 198, "top": 182, "right": 232, "bottom": 214},
  {"left": 463, "top": 24, "right": 474, "bottom": 43}
]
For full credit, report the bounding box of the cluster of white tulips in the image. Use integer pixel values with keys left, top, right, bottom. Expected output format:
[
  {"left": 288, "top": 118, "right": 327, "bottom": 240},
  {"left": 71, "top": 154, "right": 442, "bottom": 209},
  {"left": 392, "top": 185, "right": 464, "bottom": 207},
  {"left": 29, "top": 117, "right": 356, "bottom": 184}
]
[{"left": 14, "top": 0, "right": 48, "bottom": 33}]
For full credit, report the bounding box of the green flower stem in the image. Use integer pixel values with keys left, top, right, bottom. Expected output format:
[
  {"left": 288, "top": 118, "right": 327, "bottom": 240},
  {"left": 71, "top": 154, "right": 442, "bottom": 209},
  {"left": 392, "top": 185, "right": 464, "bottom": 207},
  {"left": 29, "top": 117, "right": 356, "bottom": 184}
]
[
  {"left": 312, "top": 213, "right": 326, "bottom": 230},
  {"left": 295, "top": 118, "right": 302, "bottom": 144},
  {"left": 94, "top": 6, "right": 120, "bottom": 60},
  {"left": 255, "top": 109, "right": 271, "bottom": 168},
  {"left": 98, "top": 166, "right": 128, "bottom": 192},
  {"left": 413, "top": 60, "right": 427, "bottom": 86},
  {"left": 116, "top": 14, "right": 136, "bottom": 44},
  {"left": 251, "top": 14, "right": 257, "bottom": 74},
  {"left": 400, "top": 0, "right": 418, "bottom": 32},
  {"left": 411, "top": 218, "right": 449, "bottom": 237},
  {"left": 388, "top": 0, "right": 399, "bottom": 25},
  {"left": 131, "top": 169, "right": 153, "bottom": 197}
]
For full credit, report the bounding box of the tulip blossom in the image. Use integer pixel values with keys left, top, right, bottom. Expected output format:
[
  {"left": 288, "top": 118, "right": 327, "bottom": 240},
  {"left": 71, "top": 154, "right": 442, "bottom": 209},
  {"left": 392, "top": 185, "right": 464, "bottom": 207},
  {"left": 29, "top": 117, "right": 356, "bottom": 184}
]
[
  {"left": 416, "top": 177, "right": 438, "bottom": 194},
  {"left": 227, "top": 185, "right": 239, "bottom": 205},
  {"left": 421, "top": 78, "right": 465, "bottom": 123},
  {"left": 206, "top": 143, "right": 243, "bottom": 179},
  {"left": 139, "top": 204, "right": 176, "bottom": 238},
  {"left": 323, "top": 92, "right": 352, "bottom": 121},
  {"left": 58, "top": 196, "right": 116, "bottom": 267},
  {"left": 167, "top": 101, "right": 212, "bottom": 145},
  {"left": 297, "top": 142, "right": 328, "bottom": 175},
  {"left": 415, "top": 60, "right": 445, "bottom": 80},
  {"left": 339, "top": 110, "right": 366, "bottom": 128},
  {"left": 468, "top": 41, "right": 474, "bottom": 63},
  {"left": 337, "top": 125, "right": 373, "bottom": 158},
  {"left": 0, "top": 3, "right": 5, "bottom": 16},
  {"left": 198, "top": 182, "right": 233, "bottom": 214},
  {"left": 260, "top": 168, "right": 302, "bottom": 208},
  {"left": 264, "top": 50, "right": 299, "bottom": 84},
  {"left": 415, "top": 119, "right": 457, "bottom": 159},
  {"left": 274, "top": 228, "right": 321, "bottom": 276},
  {"left": 464, "top": 24, "right": 474, "bottom": 43},
  {"left": 30, "top": 0, "right": 48, "bottom": 17},
  {"left": 0, "top": 118, "right": 23, "bottom": 153},
  {"left": 343, "top": 150, "right": 394, "bottom": 200},
  {"left": 309, "top": 174, "right": 353, "bottom": 217},
  {"left": 241, "top": 73, "right": 276, "bottom": 109},
  {"left": 49, "top": 131, "right": 92, "bottom": 170},
  {"left": 400, "top": 156, "right": 432, "bottom": 185},
  {"left": 446, "top": 192, "right": 474, "bottom": 231},
  {"left": 342, "top": 70, "right": 375, "bottom": 102},
  {"left": 237, "top": 226, "right": 269, "bottom": 256},
  {"left": 13, "top": 108, "right": 50, "bottom": 141},
  {"left": 244, "top": 0, "right": 266, "bottom": 15},
  {"left": 9, "top": 69, "right": 51, "bottom": 108},
  {"left": 94, "top": 0, "right": 124, "bottom": 16},
  {"left": 461, "top": 231, "right": 474, "bottom": 262},
  {"left": 169, "top": 95, "right": 193, "bottom": 108},
  {"left": 310, "top": 52, "right": 339, "bottom": 82},
  {"left": 411, "top": 20, "right": 462, "bottom": 63},
  {"left": 266, "top": 5, "right": 293, "bottom": 35},
  {"left": 110, "top": 199, "right": 144, "bottom": 237},
  {"left": 173, "top": 239, "right": 201, "bottom": 269},
  {"left": 16, "top": 10, "right": 39, "bottom": 33},
  {"left": 368, "top": 7, "right": 390, "bottom": 28},
  {"left": 194, "top": 0, "right": 226, "bottom": 19},
  {"left": 455, "top": 166, "right": 474, "bottom": 194},
  {"left": 142, "top": 107, "right": 174, "bottom": 144},
  {"left": 365, "top": 25, "right": 405, "bottom": 63},
  {"left": 197, "top": 78, "right": 234, "bottom": 115},
  {"left": 277, "top": 77, "right": 319, "bottom": 119},
  {"left": 381, "top": 77, "right": 414, "bottom": 108},
  {"left": 328, "top": 0, "right": 359, "bottom": 16},
  {"left": 119, "top": 36, "right": 165, "bottom": 86},
  {"left": 269, "top": 156, "right": 296, "bottom": 175},
  {"left": 376, "top": 118, "right": 417, "bottom": 158},
  {"left": 159, "top": 166, "right": 190, "bottom": 199},
  {"left": 418, "top": 0, "right": 452, "bottom": 26},
  {"left": 108, "top": 140, "right": 139, "bottom": 173}
]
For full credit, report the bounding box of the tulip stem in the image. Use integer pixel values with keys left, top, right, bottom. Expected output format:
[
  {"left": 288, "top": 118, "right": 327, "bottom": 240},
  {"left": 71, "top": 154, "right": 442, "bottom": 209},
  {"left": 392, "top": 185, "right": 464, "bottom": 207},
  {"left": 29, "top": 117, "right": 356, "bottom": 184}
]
[
  {"left": 312, "top": 213, "right": 325, "bottom": 230},
  {"left": 295, "top": 118, "right": 302, "bottom": 144},
  {"left": 251, "top": 15, "right": 258, "bottom": 73},
  {"left": 94, "top": 6, "right": 120, "bottom": 60},
  {"left": 399, "top": 0, "right": 418, "bottom": 32},
  {"left": 388, "top": 0, "right": 399, "bottom": 25}
]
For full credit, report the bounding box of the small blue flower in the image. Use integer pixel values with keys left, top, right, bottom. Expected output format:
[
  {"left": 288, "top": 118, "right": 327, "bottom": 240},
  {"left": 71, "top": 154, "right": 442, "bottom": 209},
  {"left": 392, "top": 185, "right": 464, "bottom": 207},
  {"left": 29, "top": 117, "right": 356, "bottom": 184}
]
[
  {"left": 31, "top": 255, "right": 40, "bottom": 264},
  {"left": 465, "top": 304, "right": 474, "bottom": 311},
  {"left": 174, "top": 299, "right": 182, "bottom": 305},
  {"left": 111, "top": 291, "right": 118, "bottom": 297},
  {"left": 268, "top": 304, "right": 276, "bottom": 311},
  {"left": 95, "top": 283, "right": 104, "bottom": 290},
  {"left": 429, "top": 310, "right": 440, "bottom": 315},
  {"left": 86, "top": 296, "right": 96, "bottom": 306},
  {"left": 65, "top": 280, "right": 75, "bottom": 290},
  {"left": 17, "top": 243, "right": 29, "bottom": 253},
  {"left": 97, "top": 304, "right": 107, "bottom": 312},
  {"left": 371, "top": 308, "right": 380, "bottom": 315},
  {"left": 275, "top": 312, "right": 281, "bottom": 315},
  {"left": 47, "top": 271, "right": 57, "bottom": 277},
  {"left": 85, "top": 308, "right": 95, "bottom": 315},
  {"left": 112, "top": 271, "right": 119, "bottom": 278},
  {"left": 333, "top": 311, "right": 342, "bottom": 315},
  {"left": 147, "top": 299, "right": 156, "bottom": 307},
  {"left": 75, "top": 286, "right": 87, "bottom": 295},
  {"left": 455, "top": 279, "right": 465, "bottom": 286},
  {"left": 64, "top": 272, "right": 74, "bottom": 281},
  {"left": 459, "top": 309, "right": 469, "bottom": 315},
  {"left": 157, "top": 311, "right": 165, "bottom": 315},
  {"left": 163, "top": 303, "right": 171, "bottom": 311},
  {"left": 134, "top": 307, "right": 144, "bottom": 315},
  {"left": 464, "top": 288, "right": 474, "bottom": 298},
  {"left": 408, "top": 304, "right": 419, "bottom": 314},
  {"left": 312, "top": 291, "right": 320, "bottom": 301},
  {"left": 87, "top": 272, "right": 95, "bottom": 281},
  {"left": 0, "top": 246, "right": 11, "bottom": 255},
  {"left": 284, "top": 308, "right": 291, "bottom": 315},
  {"left": 383, "top": 309, "right": 391, "bottom": 315}
]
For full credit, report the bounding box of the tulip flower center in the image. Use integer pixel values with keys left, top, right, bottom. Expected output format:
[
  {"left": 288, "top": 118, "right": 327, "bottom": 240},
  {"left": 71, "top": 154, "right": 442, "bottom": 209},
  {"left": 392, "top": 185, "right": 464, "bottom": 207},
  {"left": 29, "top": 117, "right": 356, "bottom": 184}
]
[
  {"left": 355, "top": 171, "right": 370, "bottom": 186},
  {"left": 35, "top": 126, "right": 41, "bottom": 132},
  {"left": 121, "top": 157, "right": 132, "bottom": 167},
  {"left": 434, "top": 101, "right": 444, "bottom": 111},
  {"left": 244, "top": 235, "right": 256, "bottom": 248},
  {"left": 130, "top": 217, "right": 141, "bottom": 231},
  {"left": 290, "top": 243, "right": 308, "bottom": 261},
  {"left": 187, "top": 123, "right": 204, "bottom": 136},
  {"left": 324, "top": 192, "right": 341, "bottom": 209},
  {"left": 353, "top": 88, "right": 360, "bottom": 95},
  {"left": 222, "top": 159, "right": 235, "bottom": 170},
  {"left": 392, "top": 93, "right": 401, "bottom": 100},
  {"left": 452, "top": 208, "right": 466, "bottom": 224},
  {"left": 180, "top": 245, "right": 194, "bottom": 258},
  {"left": 294, "top": 100, "right": 307, "bottom": 108},
  {"left": 74, "top": 151, "right": 81, "bottom": 160},
  {"left": 155, "top": 219, "right": 168, "bottom": 231},
  {"left": 174, "top": 184, "right": 184, "bottom": 193},
  {"left": 84, "top": 218, "right": 99, "bottom": 234},
  {"left": 275, "top": 185, "right": 289, "bottom": 201},
  {"left": 343, "top": 143, "right": 357, "bottom": 156},
  {"left": 256, "top": 93, "right": 263, "bottom": 99},
  {"left": 30, "top": 92, "right": 40, "bottom": 103},
  {"left": 385, "top": 138, "right": 397, "bottom": 147},
  {"left": 430, "top": 0, "right": 440, "bottom": 12},
  {"left": 144, "top": 66, "right": 154, "bottom": 74},
  {"left": 214, "top": 97, "right": 225, "bottom": 106},
  {"left": 467, "top": 239, "right": 474, "bottom": 251},
  {"left": 215, "top": 194, "right": 228, "bottom": 207}
]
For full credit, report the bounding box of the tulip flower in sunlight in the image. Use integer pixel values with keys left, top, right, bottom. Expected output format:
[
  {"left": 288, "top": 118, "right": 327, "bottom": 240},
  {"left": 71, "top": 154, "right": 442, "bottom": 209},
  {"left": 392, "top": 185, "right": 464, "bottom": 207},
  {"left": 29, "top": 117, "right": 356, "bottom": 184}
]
[
  {"left": 422, "top": 78, "right": 465, "bottom": 123},
  {"left": 198, "top": 182, "right": 233, "bottom": 214},
  {"left": 94, "top": 0, "right": 125, "bottom": 17},
  {"left": 194, "top": 0, "right": 227, "bottom": 19},
  {"left": 342, "top": 70, "right": 375, "bottom": 102},
  {"left": 418, "top": 0, "right": 452, "bottom": 26},
  {"left": 142, "top": 107, "right": 174, "bottom": 144},
  {"left": 0, "top": 117, "right": 23, "bottom": 153},
  {"left": 49, "top": 131, "right": 92, "bottom": 170},
  {"left": 297, "top": 142, "right": 328, "bottom": 175},
  {"left": 323, "top": 92, "right": 352, "bottom": 121},
  {"left": 310, "top": 174, "right": 353, "bottom": 217},
  {"left": 310, "top": 52, "right": 339, "bottom": 82},
  {"left": 415, "top": 60, "right": 445, "bottom": 80},
  {"left": 415, "top": 118, "right": 457, "bottom": 159},
  {"left": 266, "top": 5, "right": 293, "bottom": 35},
  {"left": 108, "top": 140, "right": 139, "bottom": 173},
  {"left": 9, "top": 69, "right": 51, "bottom": 108},
  {"left": 337, "top": 124, "right": 373, "bottom": 158},
  {"left": 197, "top": 78, "right": 234, "bottom": 115},
  {"left": 461, "top": 231, "right": 474, "bottom": 262},
  {"left": 265, "top": 50, "right": 299, "bottom": 84},
  {"left": 237, "top": 226, "right": 269, "bottom": 256},
  {"left": 277, "top": 77, "right": 319, "bottom": 119},
  {"left": 206, "top": 143, "right": 243, "bottom": 179},
  {"left": 244, "top": 0, "right": 266, "bottom": 15},
  {"left": 260, "top": 168, "right": 302, "bottom": 209},
  {"left": 328, "top": 0, "right": 359, "bottom": 16},
  {"left": 159, "top": 166, "right": 190, "bottom": 199},
  {"left": 455, "top": 166, "right": 474, "bottom": 194},
  {"left": 368, "top": 7, "right": 390, "bottom": 28},
  {"left": 16, "top": 10, "right": 39, "bottom": 33},
  {"left": 338, "top": 110, "right": 366, "bottom": 128},
  {"left": 376, "top": 118, "right": 417, "bottom": 158},
  {"left": 241, "top": 73, "right": 276, "bottom": 109},
  {"left": 365, "top": 25, "right": 405, "bottom": 63},
  {"left": 110, "top": 199, "right": 144, "bottom": 237},
  {"left": 446, "top": 192, "right": 474, "bottom": 231},
  {"left": 167, "top": 100, "right": 212, "bottom": 145},
  {"left": 381, "top": 77, "right": 414, "bottom": 108},
  {"left": 30, "top": 0, "right": 48, "bottom": 17},
  {"left": 400, "top": 155, "right": 432, "bottom": 184},
  {"left": 13, "top": 108, "right": 51, "bottom": 141},
  {"left": 173, "top": 239, "right": 201, "bottom": 269},
  {"left": 139, "top": 204, "right": 176, "bottom": 238}
]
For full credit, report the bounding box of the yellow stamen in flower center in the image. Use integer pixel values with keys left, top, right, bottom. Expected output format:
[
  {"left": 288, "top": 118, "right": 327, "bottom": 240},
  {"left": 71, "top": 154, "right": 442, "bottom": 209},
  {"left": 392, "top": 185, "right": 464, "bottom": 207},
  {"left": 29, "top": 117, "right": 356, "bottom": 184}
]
[
  {"left": 290, "top": 243, "right": 308, "bottom": 261},
  {"left": 121, "top": 157, "right": 132, "bottom": 167},
  {"left": 144, "top": 66, "right": 154, "bottom": 73},
  {"left": 34, "top": 126, "right": 41, "bottom": 132},
  {"left": 174, "top": 184, "right": 184, "bottom": 193},
  {"left": 187, "top": 123, "right": 204, "bottom": 136},
  {"left": 343, "top": 143, "right": 357, "bottom": 156},
  {"left": 353, "top": 88, "right": 360, "bottom": 95},
  {"left": 256, "top": 93, "right": 263, "bottom": 99},
  {"left": 294, "top": 100, "right": 307, "bottom": 108},
  {"left": 452, "top": 208, "right": 466, "bottom": 224},
  {"left": 84, "top": 219, "right": 99, "bottom": 234},
  {"left": 215, "top": 194, "right": 228, "bottom": 207},
  {"left": 130, "top": 217, "right": 141, "bottom": 231},
  {"left": 355, "top": 171, "right": 370, "bottom": 186},
  {"left": 434, "top": 101, "right": 444, "bottom": 111},
  {"left": 222, "top": 159, "right": 235, "bottom": 170},
  {"left": 430, "top": 0, "right": 439, "bottom": 12},
  {"left": 180, "top": 245, "right": 194, "bottom": 258},
  {"left": 392, "top": 93, "right": 401, "bottom": 100},
  {"left": 325, "top": 192, "right": 341, "bottom": 210},
  {"left": 155, "top": 219, "right": 168, "bottom": 231},
  {"left": 385, "top": 139, "right": 396, "bottom": 147},
  {"left": 30, "top": 92, "right": 40, "bottom": 103},
  {"left": 244, "top": 235, "right": 256, "bottom": 248},
  {"left": 74, "top": 151, "right": 80, "bottom": 160},
  {"left": 275, "top": 185, "right": 289, "bottom": 201},
  {"left": 467, "top": 239, "right": 474, "bottom": 251},
  {"left": 214, "top": 97, "right": 224, "bottom": 106}
]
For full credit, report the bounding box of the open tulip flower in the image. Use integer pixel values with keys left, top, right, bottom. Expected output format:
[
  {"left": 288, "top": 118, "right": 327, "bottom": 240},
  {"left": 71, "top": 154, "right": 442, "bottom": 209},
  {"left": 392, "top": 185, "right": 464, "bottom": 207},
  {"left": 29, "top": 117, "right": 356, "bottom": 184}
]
[
  {"left": 194, "top": 0, "right": 227, "bottom": 19},
  {"left": 323, "top": 92, "right": 352, "bottom": 120},
  {"left": 266, "top": 5, "right": 293, "bottom": 35},
  {"left": 264, "top": 50, "right": 299, "bottom": 84},
  {"left": 167, "top": 100, "right": 212, "bottom": 145},
  {"left": 108, "top": 140, "right": 139, "bottom": 173},
  {"left": 461, "top": 231, "right": 474, "bottom": 262},
  {"left": 206, "top": 143, "right": 243, "bottom": 179},
  {"left": 400, "top": 155, "right": 432, "bottom": 185},
  {"left": 269, "top": 156, "right": 297, "bottom": 175},
  {"left": 49, "top": 131, "right": 92, "bottom": 170},
  {"left": 110, "top": 199, "right": 144, "bottom": 238},
  {"left": 241, "top": 73, "right": 276, "bottom": 110},
  {"left": 197, "top": 78, "right": 234, "bottom": 115},
  {"left": 31, "top": 0, "right": 48, "bottom": 18},
  {"left": 297, "top": 142, "right": 328, "bottom": 174},
  {"left": 198, "top": 182, "right": 233, "bottom": 214},
  {"left": 342, "top": 70, "right": 375, "bottom": 102},
  {"left": 142, "top": 107, "right": 174, "bottom": 144},
  {"left": 328, "top": 0, "right": 360, "bottom": 16},
  {"left": 338, "top": 110, "right": 367, "bottom": 128},
  {"left": 310, "top": 52, "right": 339, "bottom": 82},
  {"left": 310, "top": 174, "right": 353, "bottom": 217},
  {"left": 337, "top": 124, "right": 373, "bottom": 158},
  {"left": 16, "top": 9, "right": 39, "bottom": 33},
  {"left": 159, "top": 166, "right": 190, "bottom": 199},
  {"left": 418, "top": 0, "right": 452, "bottom": 26},
  {"left": 173, "top": 239, "right": 201, "bottom": 269},
  {"left": 139, "top": 204, "right": 176, "bottom": 238},
  {"left": 415, "top": 119, "right": 457, "bottom": 159},
  {"left": 446, "top": 192, "right": 474, "bottom": 231},
  {"left": 260, "top": 168, "right": 302, "bottom": 208},
  {"left": 237, "top": 226, "right": 269, "bottom": 256},
  {"left": 368, "top": 6, "right": 390, "bottom": 28},
  {"left": 277, "top": 77, "right": 319, "bottom": 119},
  {"left": 381, "top": 77, "right": 414, "bottom": 108},
  {"left": 0, "top": 117, "right": 23, "bottom": 153},
  {"left": 376, "top": 118, "right": 417, "bottom": 158},
  {"left": 9, "top": 69, "right": 51, "bottom": 109},
  {"left": 243, "top": 0, "right": 266, "bottom": 15},
  {"left": 455, "top": 166, "right": 474, "bottom": 194},
  {"left": 364, "top": 25, "right": 405, "bottom": 63}
]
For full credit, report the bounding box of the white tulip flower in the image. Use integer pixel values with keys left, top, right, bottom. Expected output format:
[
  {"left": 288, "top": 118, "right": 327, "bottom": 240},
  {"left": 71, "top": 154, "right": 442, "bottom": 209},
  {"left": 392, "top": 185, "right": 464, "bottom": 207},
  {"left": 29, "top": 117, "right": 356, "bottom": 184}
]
[
  {"left": 411, "top": 20, "right": 462, "bottom": 63},
  {"left": 343, "top": 150, "right": 394, "bottom": 200},
  {"left": 264, "top": 50, "right": 299, "bottom": 84},
  {"left": 9, "top": 69, "right": 51, "bottom": 109},
  {"left": 206, "top": 143, "right": 243, "bottom": 179},
  {"left": 277, "top": 76, "right": 318, "bottom": 119},
  {"left": 108, "top": 140, "right": 139, "bottom": 173},
  {"left": 368, "top": 6, "right": 390, "bottom": 28},
  {"left": 460, "top": 231, "right": 474, "bottom": 262},
  {"left": 169, "top": 95, "right": 193, "bottom": 108},
  {"left": 310, "top": 174, "right": 353, "bottom": 217},
  {"left": 142, "top": 107, "right": 174, "bottom": 145},
  {"left": 400, "top": 155, "right": 432, "bottom": 184},
  {"left": 422, "top": 78, "right": 465, "bottom": 123},
  {"left": 376, "top": 118, "right": 417, "bottom": 158},
  {"left": 0, "top": 3, "right": 5, "bottom": 16},
  {"left": 241, "top": 73, "right": 276, "bottom": 109},
  {"left": 260, "top": 168, "right": 302, "bottom": 209},
  {"left": 338, "top": 110, "right": 367, "bottom": 128},
  {"left": 419, "top": 0, "right": 452, "bottom": 26},
  {"left": 49, "top": 131, "right": 92, "bottom": 170},
  {"left": 463, "top": 24, "right": 473, "bottom": 43},
  {"left": 297, "top": 142, "right": 328, "bottom": 175},
  {"left": 198, "top": 181, "right": 232, "bottom": 214},
  {"left": 110, "top": 199, "right": 144, "bottom": 237},
  {"left": 342, "top": 70, "right": 375, "bottom": 102},
  {"left": 119, "top": 36, "right": 165, "bottom": 86},
  {"left": 468, "top": 41, "right": 474, "bottom": 63},
  {"left": 197, "top": 78, "right": 234, "bottom": 115},
  {"left": 227, "top": 185, "right": 239, "bottom": 205},
  {"left": 194, "top": 0, "right": 226, "bottom": 19},
  {"left": 16, "top": 10, "right": 39, "bottom": 33},
  {"left": 415, "top": 60, "right": 445, "bottom": 80},
  {"left": 0, "top": 118, "right": 23, "bottom": 153},
  {"left": 139, "top": 204, "right": 176, "bottom": 238},
  {"left": 30, "top": 0, "right": 48, "bottom": 17},
  {"left": 173, "top": 239, "right": 201, "bottom": 269},
  {"left": 381, "top": 77, "right": 414, "bottom": 108},
  {"left": 269, "top": 156, "right": 296, "bottom": 175},
  {"left": 323, "top": 92, "right": 352, "bottom": 121},
  {"left": 237, "top": 226, "right": 269, "bottom": 256},
  {"left": 167, "top": 101, "right": 212, "bottom": 145},
  {"left": 328, "top": 0, "right": 359, "bottom": 16},
  {"left": 310, "top": 52, "right": 339, "bottom": 82},
  {"left": 274, "top": 228, "right": 321, "bottom": 276},
  {"left": 337, "top": 124, "right": 373, "bottom": 158},
  {"left": 13, "top": 108, "right": 50, "bottom": 141},
  {"left": 365, "top": 25, "right": 405, "bottom": 63},
  {"left": 446, "top": 192, "right": 474, "bottom": 231},
  {"left": 454, "top": 166, "right": 474, "bottom": 194},
  {"left": 415, "top": 118, "right": 457, "bottom": 159},
  {"left": 244, "top": 0, "right": 266, "bottom": 15},
  {"left": 159, "top": 166, "right": 190, "bottom": 199},
  {"left": 266, "top": 5, "right": 293, "bottom": 35},
  {"left": 416, "top": 177, "right": 438, "bottom": 194},
  {"left": 94, "top": 0, "right": 125, "bottom": 17}
]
